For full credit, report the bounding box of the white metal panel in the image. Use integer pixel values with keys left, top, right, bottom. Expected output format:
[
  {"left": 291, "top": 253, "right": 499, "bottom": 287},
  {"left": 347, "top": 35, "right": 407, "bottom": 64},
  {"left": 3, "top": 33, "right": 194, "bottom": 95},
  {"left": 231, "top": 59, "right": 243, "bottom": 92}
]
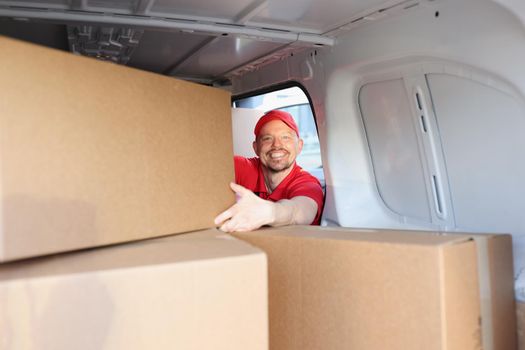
[
  {"left": 427, "top": 73, "right": 525, "bottom": 233},
  {"left": 150, "top": 0, "right": 255, "bottom": 21},
  {"left": 128, "top": 30, "right": 212, "bottom": 74},
  {"left": 492, "top": 0, "right": 525, "bottom": 28},
  {"left": 427, "top": 73, "right": 525, "bottom": 301},
  {"left": 359, "top": 79, "right": 431, "bottom": 222},
  {"left": 250, "top": 0, "right": 405, "bottom": 33},
  {"left": 88, "top": 0, "right": 137, "bottom": 11},
  {"left": 0, "top": 0, "right": 68, "bottom": 8},
  {"left": 232, "top": 108, "right": 262, "bottom": 158},
  {"left": 175, "top": 36, "right": 284, "bottom": 78},
  {"left": 0, "top": 20, "right": 69, "bottom": 50}
]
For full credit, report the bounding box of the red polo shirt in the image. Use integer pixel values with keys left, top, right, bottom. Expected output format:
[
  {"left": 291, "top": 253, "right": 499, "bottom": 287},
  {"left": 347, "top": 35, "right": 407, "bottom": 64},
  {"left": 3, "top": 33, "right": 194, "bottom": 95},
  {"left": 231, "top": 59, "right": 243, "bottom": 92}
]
[{"left": 234, "top": 156, "right": 324, "bottom": 225}]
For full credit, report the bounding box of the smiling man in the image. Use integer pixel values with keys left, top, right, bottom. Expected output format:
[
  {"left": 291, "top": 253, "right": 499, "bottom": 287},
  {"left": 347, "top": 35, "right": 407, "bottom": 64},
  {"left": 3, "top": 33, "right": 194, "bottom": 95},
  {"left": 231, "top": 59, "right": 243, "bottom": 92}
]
[{"left": 214, "top": 110, "right": 324, "bottom": 232}]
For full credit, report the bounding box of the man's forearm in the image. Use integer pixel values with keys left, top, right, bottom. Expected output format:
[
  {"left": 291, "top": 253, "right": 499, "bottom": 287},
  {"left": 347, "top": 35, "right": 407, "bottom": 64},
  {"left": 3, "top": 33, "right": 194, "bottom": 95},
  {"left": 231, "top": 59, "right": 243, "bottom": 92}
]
[{"left": 270, "top": 196, "right": 318, "bottom": 227}]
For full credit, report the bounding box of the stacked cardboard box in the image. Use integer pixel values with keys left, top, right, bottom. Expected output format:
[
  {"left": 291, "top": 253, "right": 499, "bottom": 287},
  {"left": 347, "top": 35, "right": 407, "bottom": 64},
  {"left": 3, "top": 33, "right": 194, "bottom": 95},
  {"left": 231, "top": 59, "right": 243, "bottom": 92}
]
[
  {"left": 0, "top": 37, "right": 269, "bottom": 349},
  {"left": 0, "top": 229, "right": 268, "bottom": 350},
  {"left": 0, "top": 35, "right": 234, "bottom": 261},
  {"left": 234, "top": 226, "right": 517, "bottom": 350},
  {"left": 2, "top": 222, "right": 516, "bottom": 350}
]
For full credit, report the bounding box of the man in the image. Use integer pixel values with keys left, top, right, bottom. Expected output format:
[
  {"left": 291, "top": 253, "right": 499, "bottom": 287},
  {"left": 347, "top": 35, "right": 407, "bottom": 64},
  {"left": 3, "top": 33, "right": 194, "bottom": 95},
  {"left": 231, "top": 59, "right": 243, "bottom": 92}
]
[{"left": 214, "top": 110, "right": 324, "bottom": 232}]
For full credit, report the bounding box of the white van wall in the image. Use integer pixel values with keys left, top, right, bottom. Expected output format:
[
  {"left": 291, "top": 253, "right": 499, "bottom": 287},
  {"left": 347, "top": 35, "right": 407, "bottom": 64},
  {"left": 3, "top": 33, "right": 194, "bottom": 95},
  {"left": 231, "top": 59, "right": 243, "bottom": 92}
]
[
  {"left": 231, "top": 0, "right": 525, "bottom": 301},
  {"left": 231, "top": 108, "right": 263, "bottom": 158}
]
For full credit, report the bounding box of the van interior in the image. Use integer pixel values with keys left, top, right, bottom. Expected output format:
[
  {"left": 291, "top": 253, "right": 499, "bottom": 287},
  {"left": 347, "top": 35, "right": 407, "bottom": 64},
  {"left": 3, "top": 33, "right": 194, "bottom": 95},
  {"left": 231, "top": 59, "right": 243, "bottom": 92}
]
[{"left": 0, "top": 0, "right": 524, "bottom": 311}]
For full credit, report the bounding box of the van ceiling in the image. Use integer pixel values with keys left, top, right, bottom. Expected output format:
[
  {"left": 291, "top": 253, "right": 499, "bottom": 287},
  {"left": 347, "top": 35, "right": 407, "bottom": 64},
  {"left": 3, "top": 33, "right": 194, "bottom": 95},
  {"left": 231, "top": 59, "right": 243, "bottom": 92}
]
[{"left": 0, "top": 0, "right": 420, "bottom": 85}]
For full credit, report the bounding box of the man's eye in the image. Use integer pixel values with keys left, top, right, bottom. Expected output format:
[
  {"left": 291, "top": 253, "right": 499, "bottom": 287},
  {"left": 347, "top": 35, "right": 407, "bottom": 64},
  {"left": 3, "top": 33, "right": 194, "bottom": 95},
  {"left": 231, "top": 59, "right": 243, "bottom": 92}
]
[
  {"left": 282, "top": 135, "right": 291, "bottom": 141},
  {"left": 262, "top": 136, "right": 272, "bottom": 142}
]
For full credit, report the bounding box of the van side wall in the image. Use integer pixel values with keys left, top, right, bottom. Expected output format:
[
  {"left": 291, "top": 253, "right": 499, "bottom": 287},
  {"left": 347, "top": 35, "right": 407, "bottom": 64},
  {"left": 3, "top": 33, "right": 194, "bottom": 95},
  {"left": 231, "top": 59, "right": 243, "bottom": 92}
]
[{"left": 231, "top": 0, "right": 525, "bottom": 301}]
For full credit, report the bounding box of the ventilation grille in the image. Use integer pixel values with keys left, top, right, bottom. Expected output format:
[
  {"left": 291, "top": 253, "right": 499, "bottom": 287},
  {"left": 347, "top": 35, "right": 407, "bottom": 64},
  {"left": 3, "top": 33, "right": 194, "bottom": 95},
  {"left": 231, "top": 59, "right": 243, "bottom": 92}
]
[{"left": 67, "top": 26, "right": 143, "bottom": 64}]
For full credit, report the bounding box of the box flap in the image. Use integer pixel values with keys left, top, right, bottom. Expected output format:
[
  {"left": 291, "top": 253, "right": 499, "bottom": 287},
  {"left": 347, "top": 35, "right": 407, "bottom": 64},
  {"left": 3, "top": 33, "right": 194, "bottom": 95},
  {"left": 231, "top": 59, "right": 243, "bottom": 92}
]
[
  {"left": 0, "top": 229, "right": 264, "bottom": 281},
  {"left": 249, "top": 225, "right": 473, "bottom": 247}
]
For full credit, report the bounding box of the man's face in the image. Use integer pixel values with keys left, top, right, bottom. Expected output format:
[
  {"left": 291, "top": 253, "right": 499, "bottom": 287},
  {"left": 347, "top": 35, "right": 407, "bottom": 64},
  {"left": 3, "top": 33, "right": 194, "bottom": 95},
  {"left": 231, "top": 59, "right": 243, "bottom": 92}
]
[{"left": 253, "top": 120, "right": 303, "bottom": 173}]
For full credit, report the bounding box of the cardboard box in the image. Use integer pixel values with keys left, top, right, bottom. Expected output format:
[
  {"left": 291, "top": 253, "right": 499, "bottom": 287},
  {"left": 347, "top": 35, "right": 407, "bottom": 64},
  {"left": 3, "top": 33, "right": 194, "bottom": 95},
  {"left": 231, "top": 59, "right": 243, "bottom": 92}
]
[
  {"left": 234, "top": 226, "right": 516, "bottom": 350},
  {"left": 0, "top": 229, "right": 268, "bottom": 350},
  {"left": 0, "top": 36, "right": 234, "bottom": 261},
  {"left": 519, "top": 301, "right": 525, "bottom": 350}
]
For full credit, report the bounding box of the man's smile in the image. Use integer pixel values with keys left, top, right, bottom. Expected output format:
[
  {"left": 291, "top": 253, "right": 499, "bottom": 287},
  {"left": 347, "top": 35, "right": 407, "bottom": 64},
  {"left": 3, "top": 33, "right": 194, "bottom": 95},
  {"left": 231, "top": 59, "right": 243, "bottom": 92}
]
[{"left": 268, "top": 150, "right": 289, "bottom": 160}]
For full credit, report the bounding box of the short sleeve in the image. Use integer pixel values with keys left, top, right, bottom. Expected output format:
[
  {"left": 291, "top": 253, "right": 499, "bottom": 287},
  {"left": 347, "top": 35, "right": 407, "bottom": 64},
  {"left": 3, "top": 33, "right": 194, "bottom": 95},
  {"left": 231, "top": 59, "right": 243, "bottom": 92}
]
[
  {"left": 286, "top": 171, "right": 324, "bottom": 224},
  {"left": 234, "top": 156, "right": 259, "bottom": 191}
]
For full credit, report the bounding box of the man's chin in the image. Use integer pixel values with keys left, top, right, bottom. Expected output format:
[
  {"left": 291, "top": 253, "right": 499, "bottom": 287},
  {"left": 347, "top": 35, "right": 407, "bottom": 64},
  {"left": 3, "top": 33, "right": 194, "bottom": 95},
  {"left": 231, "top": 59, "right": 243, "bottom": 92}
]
[{"left": 267, "top": 161, "right": 294, "bottom": 173}]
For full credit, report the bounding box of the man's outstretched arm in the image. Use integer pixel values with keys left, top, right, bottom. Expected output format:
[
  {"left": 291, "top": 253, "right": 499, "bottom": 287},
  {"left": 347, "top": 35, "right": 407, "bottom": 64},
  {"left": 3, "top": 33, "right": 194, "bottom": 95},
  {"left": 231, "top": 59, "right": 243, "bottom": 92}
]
[{"left": 214, "top": 182, "right": 318, "bottom": 232}]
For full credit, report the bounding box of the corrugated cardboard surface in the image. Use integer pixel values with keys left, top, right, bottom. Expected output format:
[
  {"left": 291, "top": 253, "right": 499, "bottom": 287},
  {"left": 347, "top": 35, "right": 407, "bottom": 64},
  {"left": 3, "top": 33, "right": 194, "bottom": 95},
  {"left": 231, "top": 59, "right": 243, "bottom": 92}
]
[
  {"left": 0, "top": 229, "right": 268, "bottom": 350},
  {"left": 519, "top": 302, "right": 525, "bottom": 350},
  {"left": 482, "top": 235, "right": 517, "bottom": 350},
  {"left": 234, "top": 226, "right": 482, "bottom": 350},
  {"left": 0, "top": 36, "right": 235, "bottom": 261},
  {"left": 442, "top": 242, "right": 482, "bottom": 350}
]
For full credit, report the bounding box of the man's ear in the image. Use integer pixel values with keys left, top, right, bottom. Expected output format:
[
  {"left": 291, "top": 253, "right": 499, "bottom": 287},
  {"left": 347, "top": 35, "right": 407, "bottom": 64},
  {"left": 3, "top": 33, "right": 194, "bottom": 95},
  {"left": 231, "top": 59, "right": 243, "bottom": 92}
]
[
  {"left": 252, "top": 140, "right": 259, "bottom": 156},
  {"left": 297, "top": 138, "right": 304, "bottom": 153}
]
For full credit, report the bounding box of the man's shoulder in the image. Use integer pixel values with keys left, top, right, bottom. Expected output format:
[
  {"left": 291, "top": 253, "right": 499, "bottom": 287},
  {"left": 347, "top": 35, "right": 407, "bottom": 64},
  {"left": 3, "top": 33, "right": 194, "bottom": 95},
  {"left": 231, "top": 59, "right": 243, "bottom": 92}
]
[
  {"left": 234, "top": 156, "right": 261, "bottom": 189},
  {"left": 282, "top": 165, "right": 323, "bottom": 215},
  {"left": 234, "top": 155, "right": 258, "bottom": 165},
  {"left": 289, "top": 164, "right": 321, "bottom": 186},
  {"left": 282, "top": 164, "right": 323, "bottom": 199},
  {"left": 234, "top": 156, "right": 259, "bottom": 171}
]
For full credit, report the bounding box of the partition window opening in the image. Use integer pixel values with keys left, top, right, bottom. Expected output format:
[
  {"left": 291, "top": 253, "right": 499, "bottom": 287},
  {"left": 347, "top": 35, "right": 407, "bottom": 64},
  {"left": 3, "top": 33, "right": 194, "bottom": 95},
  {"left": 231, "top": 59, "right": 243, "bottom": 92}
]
[{"left": 233, "top": 86, "right": 324, "bottom": 188}]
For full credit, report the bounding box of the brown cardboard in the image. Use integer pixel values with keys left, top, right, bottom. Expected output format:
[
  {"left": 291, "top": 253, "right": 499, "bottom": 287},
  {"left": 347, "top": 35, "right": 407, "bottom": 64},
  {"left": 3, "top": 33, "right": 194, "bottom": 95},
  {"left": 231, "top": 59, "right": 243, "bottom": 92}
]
[
  {"left": 474, "top": 234, "right": 517, "bottom": 350},
  {"left": 0, "top": 229, "right": 268, "bottom": 350},
  {"left": 234, "top": 226, "right": 514, "bottom": 350},
  {"left": 519, "top": 301, "right": 525, "bottom": 350},
  {"left": 0, "top": 36, "right": 235, "bottom": 261}
]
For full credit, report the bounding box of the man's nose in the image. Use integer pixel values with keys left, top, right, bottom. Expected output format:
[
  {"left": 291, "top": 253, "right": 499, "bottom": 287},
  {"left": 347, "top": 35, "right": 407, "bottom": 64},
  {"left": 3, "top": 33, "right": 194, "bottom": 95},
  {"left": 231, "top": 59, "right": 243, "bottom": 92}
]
[{"left": 272, "top": 137, "right": 283, "bottom": 147}]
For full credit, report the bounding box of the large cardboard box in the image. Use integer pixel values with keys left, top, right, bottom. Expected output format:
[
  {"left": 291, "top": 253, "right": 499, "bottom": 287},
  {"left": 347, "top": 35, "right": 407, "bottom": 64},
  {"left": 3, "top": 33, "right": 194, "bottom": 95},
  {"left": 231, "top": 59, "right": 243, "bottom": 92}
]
[
  {"left": 0, "top": 36, "right": 234, "bottom": 261},
  {"left": 0, "top": 229, "right": 268, "bottom": 350},
  {"left": 234, "top": 226, "right": 516, "bottom": 350}
]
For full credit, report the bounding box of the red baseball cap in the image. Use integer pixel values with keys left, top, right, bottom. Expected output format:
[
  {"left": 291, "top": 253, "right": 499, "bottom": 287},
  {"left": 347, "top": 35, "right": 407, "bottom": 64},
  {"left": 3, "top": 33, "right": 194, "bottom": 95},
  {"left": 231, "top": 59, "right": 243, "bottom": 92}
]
[{"left": 254, "top": 110, "right": 299, "bottom": 138}]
